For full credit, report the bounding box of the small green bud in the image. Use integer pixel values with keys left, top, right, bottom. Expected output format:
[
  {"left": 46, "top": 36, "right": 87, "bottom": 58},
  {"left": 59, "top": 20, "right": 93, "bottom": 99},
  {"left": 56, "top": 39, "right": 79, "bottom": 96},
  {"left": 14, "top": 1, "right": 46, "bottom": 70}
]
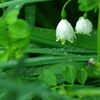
[
  {"left": 61, "top": 0, "right": 71, "bottom": 19},
  {"left": 61, "top": 9, "right": 67, "bottom": 19},
  {"left": 83, "top": 12, "right": 87, "bottom": 19}
]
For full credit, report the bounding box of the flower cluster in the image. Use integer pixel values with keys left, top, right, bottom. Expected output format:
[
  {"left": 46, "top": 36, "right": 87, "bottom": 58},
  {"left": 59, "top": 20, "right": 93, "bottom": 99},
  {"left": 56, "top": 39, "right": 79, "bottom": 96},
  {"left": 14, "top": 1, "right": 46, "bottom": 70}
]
[
  {"left": 56, "top": 0, "right": 93, "bottom": 44},
  {"left": 56, "top": 16, "right": 93, "bottom": 44}
]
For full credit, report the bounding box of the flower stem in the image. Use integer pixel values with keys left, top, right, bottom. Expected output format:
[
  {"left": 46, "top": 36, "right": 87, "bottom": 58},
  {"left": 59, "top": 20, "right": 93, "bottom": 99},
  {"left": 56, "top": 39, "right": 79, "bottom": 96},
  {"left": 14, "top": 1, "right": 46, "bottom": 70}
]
[
  {"left": 62, "top": 0, "right": 72, "bottom": 10},
  {"left": 1, "top": 0, "right": 5, "bottom": 13},
  {"left": 61, "top": 0, "right": 72, "bottom": 19},
  {"left": 98, "top": 6, "right": 100, "bottom": 61}
]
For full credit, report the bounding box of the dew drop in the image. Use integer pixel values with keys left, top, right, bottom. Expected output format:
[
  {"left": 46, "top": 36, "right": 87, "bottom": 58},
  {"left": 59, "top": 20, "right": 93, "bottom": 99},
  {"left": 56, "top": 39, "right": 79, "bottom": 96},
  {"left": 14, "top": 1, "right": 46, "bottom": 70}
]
[
  {"left": 1, "top": 93, "right": 4, "bottom": 96},
  {"left": 48, "top": 29, "right": 52, "bottom": 33},
  {"left": 43, "top": 83, "right": 46, "bottom": 86},
  {"left": 41, "top": 93, "right": 48, "bottom": 99},
  {"left": 40, "top": 28, "right": 43, "bottom": 31},
  {"left": 78, "top": 54, "right": 81, "bottom": 56},
  {"left": 61, "top": 48, "right": 64, "bottom": 51},
  {"left": 15, "top": 5, "right": 19, "bottom": 9},
  {"left": 53, "top": 53, "right": 56, "bottom": 55},
  {"left": 28, "top": 16, "right": 32, "bottom": 19},
  {"left": 53, "top": 48, "right": 56, "bottom": 51},
  {"left": 68, "top": 59, "right": 72, "bottom": 62},
  {"left": 81, "top": 49, "right": 85, "bottom": 52},
  {"left": 64, "top": 52, "right": 67, "bottom": 55}
]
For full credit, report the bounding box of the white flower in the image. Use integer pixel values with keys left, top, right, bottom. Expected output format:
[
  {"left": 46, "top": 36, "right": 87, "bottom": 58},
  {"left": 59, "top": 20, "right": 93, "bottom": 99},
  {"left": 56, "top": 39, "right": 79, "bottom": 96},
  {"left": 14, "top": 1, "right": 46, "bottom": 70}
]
[
  {"left": 75, "top": 17, "right": 93, "bottom": 36},
  {"left": 56, "top": 19, "right": 76, "bottom": 44}
]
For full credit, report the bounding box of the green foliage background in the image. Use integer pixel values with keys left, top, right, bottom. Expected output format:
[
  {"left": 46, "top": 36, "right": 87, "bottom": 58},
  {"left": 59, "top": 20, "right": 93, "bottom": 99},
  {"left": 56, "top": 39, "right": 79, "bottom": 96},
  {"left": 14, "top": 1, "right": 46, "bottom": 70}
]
[{"left": 0, "top": 0, "right": 100, "bottom": 100}]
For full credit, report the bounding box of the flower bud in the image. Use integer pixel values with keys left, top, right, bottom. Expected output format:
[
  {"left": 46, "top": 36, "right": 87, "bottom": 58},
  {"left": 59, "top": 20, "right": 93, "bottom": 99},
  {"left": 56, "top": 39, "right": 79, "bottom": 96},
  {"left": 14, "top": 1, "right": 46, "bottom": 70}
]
[
  {"left": 88, "top": 58, "right": 95, "bottom": 66},
  {"left": 88, "top": 58, "right": 100, "bottom": 70}
]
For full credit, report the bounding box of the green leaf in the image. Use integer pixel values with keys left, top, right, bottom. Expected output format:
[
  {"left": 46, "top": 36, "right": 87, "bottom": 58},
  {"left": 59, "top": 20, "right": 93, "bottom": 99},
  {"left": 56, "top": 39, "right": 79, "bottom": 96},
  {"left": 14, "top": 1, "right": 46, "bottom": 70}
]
[
  {"left": 5, "top": 10, "right": 19, "bottom": 24},
  {"left": 30, "top": 27, "right": 97, "bottom": 50},
  {"left": 57, "top": 87, "right": 67, "bottom": 95},
  {"left": 9, "top": 38, "right": 29, "bottom": 50},
  {"left": 2, "top": 4, "right": 23, "bottom": 18},
  {"left": 25, "top": 4, "right": 36, "bottom": 26},
  {"left": 9, "top": 38, "right": 30, "bottom": 59},
  {"left": 82, "top": 96, "right": 100, "bottom": 100},
  {"left": 79, "top": 2, "right": 97, "bottom": 11},
  {"left": 0, "top": 51, "right": 8, "bottom": 62},
  {"left": 38, "top": 70, "right": 57, "bottom": 86},
  {"left": 0, "top": 56, "right": 97, "bottom": 68},
  {"left": 8, "top": 19, "right": 30, "bottom": 39},
  {"left": 62, "top": 66, "right": 76, "bottom": 84},
  {"left": 0, "top": 18, "right": 8, "bottom": 46},
  {"left": 71, "top": 88, "right": 100, "bottom": 97},
  {"left": 76, "top": 68, "right": 88, "bottom": 85},
  {"left": 0, "top": 0, "right": 51, "bottom": 8},
  {"left": 0, "top": 47, "right": 8, "bottom": 52},
  {"left": 78, "top": 0, "right": 97, "bottom": 11}
]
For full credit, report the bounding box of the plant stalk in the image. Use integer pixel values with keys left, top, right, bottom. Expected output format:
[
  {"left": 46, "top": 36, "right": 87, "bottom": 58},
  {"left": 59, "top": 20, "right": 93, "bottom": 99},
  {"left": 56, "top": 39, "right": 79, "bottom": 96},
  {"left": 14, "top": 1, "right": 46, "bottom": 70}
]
[
  {"left": 61, "top": 0, "right": 71, "bottom": 19},
  {"left": 98, "top": 6, "right": 100, "bottom": 61},
  {"left": 62, "top": 0, "right": 71, "bottom": 10},
  {"left": 1, "top": 0, "right": 5, "bottom": 12}
]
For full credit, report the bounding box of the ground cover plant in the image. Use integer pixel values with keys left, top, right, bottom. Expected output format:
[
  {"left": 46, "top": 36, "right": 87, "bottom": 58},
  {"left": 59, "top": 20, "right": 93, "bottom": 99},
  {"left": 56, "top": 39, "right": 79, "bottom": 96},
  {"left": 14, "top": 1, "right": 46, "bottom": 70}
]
[{"left": 0, "top": 0, "right": 100, "bottom": 100}]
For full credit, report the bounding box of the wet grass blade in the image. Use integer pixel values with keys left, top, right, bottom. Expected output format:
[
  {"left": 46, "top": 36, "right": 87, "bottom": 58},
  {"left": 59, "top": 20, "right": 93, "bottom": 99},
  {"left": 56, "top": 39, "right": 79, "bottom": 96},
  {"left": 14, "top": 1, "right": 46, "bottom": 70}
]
[
  {"left": 0, "top": 55, "right": 97, "bottom": 68},
  {"left": 0, "top": 0, "right": 51, "bottom": 8}
]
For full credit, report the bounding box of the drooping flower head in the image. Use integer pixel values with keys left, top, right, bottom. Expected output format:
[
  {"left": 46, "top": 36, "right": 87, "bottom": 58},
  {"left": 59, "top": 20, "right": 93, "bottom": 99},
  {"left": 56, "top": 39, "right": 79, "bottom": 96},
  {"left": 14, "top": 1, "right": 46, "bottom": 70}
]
[
  {"left": 56, "top": 0, "right": 76, "bottom": 44},
  {"left": 75, "top": 13, "right": 93, "bottom": 36},
  {"left": 56, "top": 19, "right": 76, "bottom": 44}
]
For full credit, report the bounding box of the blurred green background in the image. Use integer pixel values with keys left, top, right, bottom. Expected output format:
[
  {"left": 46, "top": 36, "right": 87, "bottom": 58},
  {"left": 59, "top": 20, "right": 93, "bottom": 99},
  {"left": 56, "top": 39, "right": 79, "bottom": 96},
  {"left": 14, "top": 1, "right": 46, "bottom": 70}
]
[
  {"left": 0, "top": 1, "right": 99, "bottom": 100},
  {"left": 0, "top": 0, "right": 97, "bottom": 29},
  {"left": 32, "top": 0, "right": 97, "bottom": 29}
]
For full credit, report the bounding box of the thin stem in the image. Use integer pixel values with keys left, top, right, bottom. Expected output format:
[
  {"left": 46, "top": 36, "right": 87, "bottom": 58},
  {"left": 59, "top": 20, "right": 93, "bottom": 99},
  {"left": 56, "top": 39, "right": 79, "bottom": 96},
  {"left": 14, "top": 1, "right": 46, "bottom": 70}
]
[
  {"left": 62, "top": 0, "right": 72, "bottom": 11},
  {"left": 61, "top": 0, "right": 72, "bottom": 19},
  {"left": 1, "top": 0, "right": 5, "bottom": 13},
  {"left": 97, "top": 6, "right": 100, "bottom": 61}
]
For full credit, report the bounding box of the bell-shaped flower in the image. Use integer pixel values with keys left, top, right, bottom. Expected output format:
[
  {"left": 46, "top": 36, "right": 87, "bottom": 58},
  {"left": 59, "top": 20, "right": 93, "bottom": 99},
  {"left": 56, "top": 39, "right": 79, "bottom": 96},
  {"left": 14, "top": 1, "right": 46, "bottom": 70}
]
[
  {"left": 56, "top": 19, "right": 76, "bottom": 44},
  {"left": 75, "top": 17, "right": 93, "bottom": 36}
]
